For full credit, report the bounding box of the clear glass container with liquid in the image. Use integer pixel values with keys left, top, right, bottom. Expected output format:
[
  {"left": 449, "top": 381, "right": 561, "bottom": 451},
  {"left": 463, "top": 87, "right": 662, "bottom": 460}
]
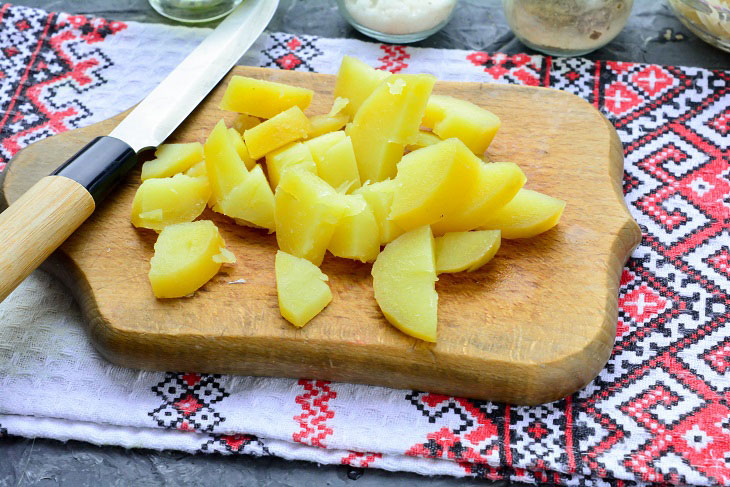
[{"left": 149, "top": 0, "right": 243, "bottom": 23}]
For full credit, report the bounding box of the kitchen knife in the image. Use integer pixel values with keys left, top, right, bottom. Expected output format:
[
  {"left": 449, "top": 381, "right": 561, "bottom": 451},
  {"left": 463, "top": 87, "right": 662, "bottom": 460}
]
[{"left": 0, "top": 0, "right": 278, "bottom": 303}]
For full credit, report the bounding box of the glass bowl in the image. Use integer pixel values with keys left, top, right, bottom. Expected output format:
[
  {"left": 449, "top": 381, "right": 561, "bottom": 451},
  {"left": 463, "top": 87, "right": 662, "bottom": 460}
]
[
  {"left": 502, "top": 0, "right": 633, "bottom": 57},
  {"left": 668, "top": 0, "right": 730, "bottom": 52},
  {"left": 335, "top": 0, "right": 459, "bottom": 44},
  {"left": 149, "top": 0, "right": 243, "bottom": 23}
]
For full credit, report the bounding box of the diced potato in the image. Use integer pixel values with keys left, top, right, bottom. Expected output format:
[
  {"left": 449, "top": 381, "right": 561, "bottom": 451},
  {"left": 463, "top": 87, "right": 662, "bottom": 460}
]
[
  {"left": 141, "top": 143, "right": 203, "bottom": 181},
  {"left": 265, "top": 142, "right": 317, "bottom": 189},
  {"left": 232, "top": 113, "right": 261, "bottom": 133},
  {"left": 227, "top": 127, "right": 256, "bottom": 170},
  {"left": 308, "top": 113, "right": 349, "bottom": 138},
  {"left": 328, "top": 194, "right": 380, "bottom": 263},
  {"left": 275, "top": 250, "right": 332, "bottom": 328},
  {"left": 390, "top": 138, "right": 481, "bottom": 231},
  {"left": 350, "top": 74, "right": 435, "bottom": 182},
  {"left": 275, "top": 169, "right": 348, "bottom": 266},
  {"left": 313, "top": 135, "right": 361, "bottom": 193},
  {"left": 431, "top": 161, "right": 526, "bottom": 235},
  {"left": 434, "top": 230, "right": 501, "bottom": 274},
  {"left": 329, "top": 97, "right": 349, "bottom": 116},
  {"left": 244, "top": 106, "right": 311, "bottom": 159},
  {"left": 479, "top": 189, "right": 566, "bottom": 239},
  {"left": 131, "top": 174, "right": 210, "bottom": 232},
  {"left": 422, "top": 95, "right": 501, "bottom": 155},
  {"left": 216, "top": 165, "right": 276, "bottom": 231},
  {"left": 405, "top": 131, "right": 441, "bottom": 152},
  {"left": 204, "top": 119, "right": 248, "bottom": 206},
  {"left": 220, "top": 75, "right": 314, "bottom": 119},
  {"left": 149, "top": 220, "right": 234, "bottom": 298},
  {"left": 185, "top": 161, "right": 207, "bottom": 179},
  {"left": 371, "top": 225, "right": 438, "bottom": 342},
  {"left": 305, "top": 130, "right": 346, "bottom": 161},
  {"left": 353, "top": 179, "right": 405, "bottom": 245},
  {"left": 334, "top": 56, "right": 390, "bottom": 119}
]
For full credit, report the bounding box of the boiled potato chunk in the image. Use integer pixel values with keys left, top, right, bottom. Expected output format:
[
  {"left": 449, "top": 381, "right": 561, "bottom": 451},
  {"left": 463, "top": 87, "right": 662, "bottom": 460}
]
[
  {"left": 390, "top": 138, "right": 480, "bottom": 231},
  {"left": 350, "top": 73, "right": 435, "bottom": 182},
  {"left": 313, "top": 135, "right": 361, "bottom": 193},
  {"left": 328, "top": 194, "right": 380, "bottom": 263},
  {"left": 185, "top": 161, "right": 207, "bottom": 179},
  {"left": 275, "top": 250, "right": 332, "bottom": 328},
  {"left": 479, "top": 189, "right": 566, "bottom": 239},
  {"left": 334, "top": 56, "right": 390, "bottom": 119},
  {"left": 220, "top": 75, "right": 313, "bottom": 119},
  {"left": 275, "top": 169, "right": 348, "bottom": 266},
  {"left": 204, "top": 119, "right": 248, "bottom": 206},
  {"left": 434, "top": 230, "right": 501, "bottom": 274},
  {"left": 244, "top": 106, "right": 312, "bottom": 159},
  {"left": 422, "top": 95, "right": 501, "bottom": 155},
  {"left": 216, "top": 165, "right": 275, "bottom": 231},
  {"left": 308, "top": 113, "right": 349, "bottom": 138},
  {"left": 353, "top": 179, "right": 405, "bottom": 245},
  {"left": 371, "top": 225, "right": 438, "bottom": 342},
  {"left": 305, "top": 130, "right": 346, "bottom": 161},
  {"left": 131, "top": 174, "right": 210, "bottom": 232},
  {"left": 405, "top": 131, "right": 441, "bottom": 152},
  {"left": 431, "top": 161, "right": 526, "bottom": 235},
  {"left": 141, "top": 143, "right": 203, "bottom": 181},
  {"left": 227, "top": 127, "right": 256, "bottom": 170},
  {"left": 232, "top": 113, "right": 261, "bottom": 133},
  {"left": 149, "top": 220, "right": 234, "bottom": 298},
  {"left": 265, "top": 142, "right": 317, "bottom": 189}
]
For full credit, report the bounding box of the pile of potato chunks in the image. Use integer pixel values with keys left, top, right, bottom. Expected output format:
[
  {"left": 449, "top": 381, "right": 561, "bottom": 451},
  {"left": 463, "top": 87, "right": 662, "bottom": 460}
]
[{"left": 130, "top": 56, "right": 565, "bottom": 342}]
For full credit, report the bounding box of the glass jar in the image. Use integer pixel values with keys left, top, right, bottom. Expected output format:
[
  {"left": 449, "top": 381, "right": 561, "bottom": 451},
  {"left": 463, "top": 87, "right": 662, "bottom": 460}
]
[
  {"left": 502, "top": 0, "right": 633, "bottom": 57},
  {"left": 335, "top": 0, "right": 459, "bottom": 44},
  {"left": 149, "top": 0, "right": 243, "bottom": 23},
  {"left": 668, "top": 0, "right": 730, "bottom": 53}
]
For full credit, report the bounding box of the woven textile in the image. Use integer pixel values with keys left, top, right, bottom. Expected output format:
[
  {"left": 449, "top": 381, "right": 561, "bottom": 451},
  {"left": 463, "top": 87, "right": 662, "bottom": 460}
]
[{"left": 0, "top": 4, "right": 729, "bottom": 485}]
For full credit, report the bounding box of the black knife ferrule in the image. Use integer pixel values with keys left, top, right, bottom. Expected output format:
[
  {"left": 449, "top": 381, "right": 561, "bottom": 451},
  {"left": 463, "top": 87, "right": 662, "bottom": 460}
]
[{"left": 52, "top": 136, "right": 138, "bottom": 204}]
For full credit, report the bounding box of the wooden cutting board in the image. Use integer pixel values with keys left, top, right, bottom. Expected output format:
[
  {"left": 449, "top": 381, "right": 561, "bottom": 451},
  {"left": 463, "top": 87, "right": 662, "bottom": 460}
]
[{"left": 0, "top": 66, "right": 641, "bottom": 405}]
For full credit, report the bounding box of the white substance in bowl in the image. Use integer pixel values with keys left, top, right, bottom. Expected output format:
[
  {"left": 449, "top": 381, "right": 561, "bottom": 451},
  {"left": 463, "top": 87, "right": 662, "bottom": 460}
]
[{"left": 344, "top": 0, "right": 457, "bottom": 35}]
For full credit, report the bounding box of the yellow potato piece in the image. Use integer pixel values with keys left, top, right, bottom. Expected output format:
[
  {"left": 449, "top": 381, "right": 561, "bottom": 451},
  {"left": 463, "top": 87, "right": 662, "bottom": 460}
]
[
  {"left": 390, "top": 138, "right": 481, "bottom": 231},
  {"left": 149, "top": 220, "right": 234, "bottom": 298},
  {"left": 232, "top": 113, "right": 261, "bottom": 133},
  {"left": 305, "top": 130, "right": 346, "bottom": 161},
  {"left": 220, "top": 75, "right": 314, "bottom": 119},
  {"left": 479, "top": 189, "right": 566, "bottom": 239},
  {"left": 371, "top": 225, "right": 438, "bottom": 342},
  {"left": 431, "top": 161, "right": 526, "bottom": 235},
  {"left": 328, "top": 194, "right": 380, "bottom": 263},
  {"left": 227, "top": 127, "right": 256, "bottom": 170},
  {"left": 353, "top": 179, "right": 405, "bottom": 245},
  {"left": 434, "top": 230, "right": 501, "bottom": 274},
  {"left": 275, "top": 169, "right": 348, "bottom": 266},
  {"left": 313, "top": 135, "right": 361, "bottom": 193},
  {"left": 422, "top": 94, "right": 501, "bottom": 155},
  {"left": 216, "top": 165, "right": 276, "bottom": 231},
  {"left": 308, "top": 112, "right": 349, "bottom": 139},
  {"left": 265, "top": 142, "right": 317, "bottom": 189},
  {"left": 131, "top": 174, "right": 210, "bottom": 232},
  {"left": 350, "top": 73, "right": 436, "bottom": 182},
  {"left": 141, "top": 143, "right": 203, "bottom": 181},
  {"left": 334, "top": 56, "right": 390, "bottom": 119},
  {"left": 204, "top": 119, "right": 248, "bottom": 206},
  {"left": 185, "top": 161, "right": 207, "bottom": 179},
  {"left": 405, "top": 131, "right": 441, "bottom": 152},
  {"left": 275, "top": 250, "right": 332, "bottom": 328},
  {"left": 244, "top": 106, "right": 312, "bottom": 159}
]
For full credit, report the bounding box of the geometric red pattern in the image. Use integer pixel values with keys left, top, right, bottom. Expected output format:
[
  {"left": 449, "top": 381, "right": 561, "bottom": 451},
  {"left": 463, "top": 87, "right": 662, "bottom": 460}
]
[{"left": 701, "top": 339, "right": 730, "bottom": 374}]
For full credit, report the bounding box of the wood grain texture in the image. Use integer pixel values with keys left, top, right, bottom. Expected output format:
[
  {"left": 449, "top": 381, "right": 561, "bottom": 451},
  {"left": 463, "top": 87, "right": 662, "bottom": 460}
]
[
  {"left": 0, "top": 175, "right": 94, "bottom": 302},
  {"left": 0, "top": 66, "right": 642, "bottom": 405}
]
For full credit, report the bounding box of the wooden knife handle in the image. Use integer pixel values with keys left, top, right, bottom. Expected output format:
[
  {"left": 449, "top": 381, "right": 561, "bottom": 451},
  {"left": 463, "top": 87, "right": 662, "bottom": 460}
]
[
  {"left": 0, "top": 175, "right": 95, "bottom": 301},
  {"left": 0, "top": 136, "right": 137, "bottom": 303}
]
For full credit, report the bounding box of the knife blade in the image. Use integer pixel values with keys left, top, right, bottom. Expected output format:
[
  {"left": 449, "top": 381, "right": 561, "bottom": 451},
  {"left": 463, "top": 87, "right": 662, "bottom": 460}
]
[{"left": 0, "top": 0, "right": 278, "bottom": 302}]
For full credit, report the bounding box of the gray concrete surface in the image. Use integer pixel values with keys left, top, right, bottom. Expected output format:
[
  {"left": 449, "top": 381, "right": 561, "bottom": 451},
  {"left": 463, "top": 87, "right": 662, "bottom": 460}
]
[{"left": 1, "top": 0, "right": 728, "bottom": 485}]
